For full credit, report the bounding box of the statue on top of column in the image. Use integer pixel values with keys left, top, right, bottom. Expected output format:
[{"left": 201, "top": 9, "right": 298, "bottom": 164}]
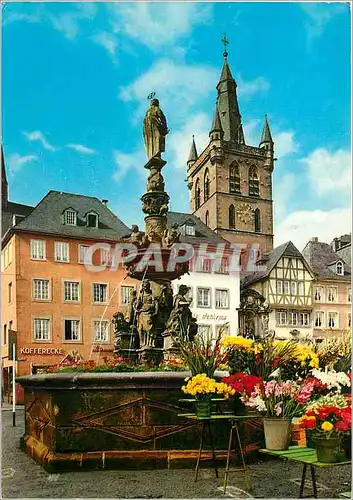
[{"left": 143, "top": 97, "right": 169, "bottom": 160}]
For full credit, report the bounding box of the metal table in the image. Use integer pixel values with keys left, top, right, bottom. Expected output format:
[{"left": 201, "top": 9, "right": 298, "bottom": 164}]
[
  {"left": 178, "top": 409, "right": 261, "bottom": 493},
  {"left": 260, "top": 446, "right": 351, "bottom": 498}
]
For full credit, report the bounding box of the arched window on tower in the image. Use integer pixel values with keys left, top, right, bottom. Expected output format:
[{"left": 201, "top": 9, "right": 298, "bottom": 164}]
[
  {"left": 229, "top": 205, "right": 235, "bottom": 229},
  {"left": 205, "top": 211, "right": 209, "bottom": 227},
  {"left": 249, "top": 166, "right": 259, "bottom": 197},
  {"left": 229, "top": 163, "right": 241, "bottom": 194},
  {"left": 195, "top": 179, "right": 201, "bottom": 210},
  {"left": 254, "top": 208, "right": 261, "bottom": 233},
  {"left": 204, "top": 169, "right": 210, "bottom": 201}
]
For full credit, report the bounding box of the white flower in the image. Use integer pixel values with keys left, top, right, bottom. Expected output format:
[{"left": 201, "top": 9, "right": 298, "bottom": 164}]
[{"left": 311, "top": 368, "right": 351, "bottom": 393}]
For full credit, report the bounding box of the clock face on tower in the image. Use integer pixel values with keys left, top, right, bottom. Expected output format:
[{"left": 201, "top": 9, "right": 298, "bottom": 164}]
[{"left": 237, "top": 203, "right": 253, "bottom": 224}]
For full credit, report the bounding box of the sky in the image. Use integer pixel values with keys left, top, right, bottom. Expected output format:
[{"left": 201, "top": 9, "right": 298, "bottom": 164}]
[{"left": 2, "top": 1, "right": 351, "bottom": 251}]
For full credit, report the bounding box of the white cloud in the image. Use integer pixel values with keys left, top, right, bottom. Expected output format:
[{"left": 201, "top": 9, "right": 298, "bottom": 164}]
[
  {"left": 243, "top": 119, "right": 261, "bottom": 146},
  {"left": 236, "top": 75, "right": 270, "bottom": 98},
  {"left": 3, "top": 12, "right": 40, "bottom": 25},
  {"left": 7, "top": 153, "right": 37, "bottom": 174},
  {"left": 23, "top": 131, "right": 57, "bottom": 151},
  {"left": 300, "top": 148, "right": 351, "bottom": 197},
  {"left": 168, "top": 112, "right": 210, "bottom": 169},
  {"left": 66, "top": 144, "right": 96, "bottom": 155},
  {"left": 112, "top": 149, "right": 145, "bottom": 183},
  {"left": 301, "top": 3, "right": 347, "bottom": 39},
  {"left": 48, "top": 3, "right": 98, "bottom": 40},
  {"left": 273, "top": 172, "right": 298, "bottom": 222},
  {"left": 92, "top": 31, "right": 119, "bottom": 60},
  {"left": 275, "top": 207, "right": 352, "bottom": 251},
  {"left": 273, "top": 131, "right": 299, "bottom": 158},
  {"left": 119, "top": 58, "right": 218, "bottom": 119},
  {"left": 108, "top": 2, "right": 212, "bottom": 49}
]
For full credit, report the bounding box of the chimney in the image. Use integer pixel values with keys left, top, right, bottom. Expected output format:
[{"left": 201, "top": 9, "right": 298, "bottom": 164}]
[{"left": 102, "top": 199, "right": 108, "bottom": 205}]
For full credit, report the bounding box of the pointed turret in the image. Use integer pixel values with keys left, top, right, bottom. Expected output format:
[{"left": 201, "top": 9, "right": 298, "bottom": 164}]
[
  {"left": 259, "top": 115, "right": 274, "bottom": 148},
  {"left": 238, "top": 124, "right": 245, "bottom": 145},
  {"left": 187, "top": 135, "right": 198, "bottom": 167},
  {"left": 1, "top": 145, "right": 8, "bottom": 209},
  {"left": 215, "top": 39, "right": 242, "bottom": 143},
  {"left": 209, "top": 106, "right": 224, "bottom": 141}
]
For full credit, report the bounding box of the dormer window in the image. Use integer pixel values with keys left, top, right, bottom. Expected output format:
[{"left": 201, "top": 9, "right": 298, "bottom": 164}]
[
  {"left": 336, "top": 261, "right": 344, "bottom": 275},
  {"left": 86, "top": 212, "right": 98, "bottom": 228},
  {"left": 64, "top": 209, "right": 77, "bottom": 226},
  {"left": 185, "top": 224, "right": 195, "bottom": 236}
]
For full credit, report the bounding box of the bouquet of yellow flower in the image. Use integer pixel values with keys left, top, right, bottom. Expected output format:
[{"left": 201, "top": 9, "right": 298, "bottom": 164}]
[{"left": 182, "top": 373, "right": 235, "bottom": 400}]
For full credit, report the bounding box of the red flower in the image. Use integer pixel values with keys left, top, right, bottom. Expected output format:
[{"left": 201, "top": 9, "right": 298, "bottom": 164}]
[
  {"left": 335, "top": 420, "right": 350, "bottom": 432},
  {"left": 300, "top": 417, "right": 316, "bottom": 429},
  {"left": 272, "top": 356, "right": 281, "bottom": 369}
]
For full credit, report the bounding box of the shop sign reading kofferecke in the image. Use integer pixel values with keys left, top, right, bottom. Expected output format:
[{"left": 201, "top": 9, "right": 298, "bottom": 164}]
[{"left": 20, "top": 347, "right": 64, "bottom": 355}]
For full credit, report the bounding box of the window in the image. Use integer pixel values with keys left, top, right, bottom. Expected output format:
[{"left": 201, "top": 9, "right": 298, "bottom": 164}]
[
  {"left": 64, "top": 319, "right": 81, "bottom": 341},
  {"left": 276, "top": 280, "right": 283, "bottom": 294},
  {"left": 93, "top": 283, "right": 108, "bottom": 303},
  {"left": 205, "top": 211, "right": 209, "bottom": 227},
  {"left": 299, "top": 313, "right": 310, "bottom": 327},
  {"left": 93, "top": 320, "right": 109, "bottom": 343},
  {"left": 195, "top": 179, "right": 201, "bottom": 210},
  {"left": 198, "top": 324, "right": 212, "bottom": 339},
  {"left": 229, "top": 163, "right": 241, "bottom": 194},
  {"left": 64, "top": 281, "right": 80, "bottom": 302},
  {"left": 327, "top": 287, "right": 337, "bottom": 303},
  {"left": 8, "top": 282, "right": 12, "bottom": 303},
  {"left": 216, "top": 324, "right": 230, "bottom": 336},
  {"left": 33, "top": 318, "right": 51, "bottom": 341},
  {"left": 336, "top": 261, "right": 344, "bottom": 275},
  {"left": 291, "top": 281, "right": 297, "bottom": 295},
  {"left": 248, "top": 166, "right": 259, "bottom": 197},
  {"left": 298, "top": 282, "right": 304, "bottom": 296},
  {"left": 327, "top": 312, "right": 338, "bottom": 329},
  {"left": 348, "top": 288, "right": 351, "bottom": 303},
  {"left": 215, "top": 289, "right": 229, "bottom": 309},
  {"left": 55, "top": 242, "right": 69, "bottom": 262},
  {"left": 229, "top": 204, "right": 235, "bottom": 229},
  {"left": 254, "top": 208, "right": 261, "bottom": 233},
  {"left": 101, "top": 248, "right": 113, "bottom": 266},
  {"left": 283, "top": 281, "right": 290, "bottom": 294},
  {"left": 33, "top": 279, "right": 50, "bottom": 300},
  {"left": 314, "top": 286, "right": 323, "bottom": 301},
  {"left": 288, "top": 312, "right": 298, "bottom": 326},
  {"left": 219, "top": 257, "right": 229, "bottom": 274},
  {"left": 30, "top": 240, "right": 46, "bottom": 260},
  {"left": 185, "top": 224, "right": 195, "bottom": 236},
  {"left": 3, "top": 324, "right": 7, "bottom": 345},
  {"left": 79, "top": 245, "right": 90, "bottom": 264},
  {"left": 64, "top": 209, "right": 77, "bottom": 225},
  {"left": 277, "top": 311, "right": 287, "bottom": 326},
  {"left": 202, "top": 258, "right": 212, "bottom": 273},
  {"left": 348, "top": 313, "right": 351, "bottom": 328},
  {"left": 120, "top": 286, "right": 134, "bottom": 306},
  {"left": 3, "top": 242, "right": 12, "bottom": 268},
  {"left": 87, "top": 213, "right": 98, "bottom": 228},
  {"left": 197, "top": 288, "right": 211, "bottom": 308},
  {"left": 204, "top": 169, "right": 210, "bottom": 201},
  {"left": 315, "top": 312, "right": 324, "bottom": 328}
]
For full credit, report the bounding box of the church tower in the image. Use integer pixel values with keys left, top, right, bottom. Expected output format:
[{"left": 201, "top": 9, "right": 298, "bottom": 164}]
[{"left": 187, "top": 38, "right": 274, "bottom": 252}]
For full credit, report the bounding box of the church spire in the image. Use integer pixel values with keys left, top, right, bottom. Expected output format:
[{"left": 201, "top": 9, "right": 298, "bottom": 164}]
[
  {"left": 216, "top": 35, "right": 242, "bottom": 143},
  {"left": 259, "top": 114, "right": 274, "bottom": 148},
  {"left": 187, "top": 135, "right": 198, "bottom": 166},
  {"left": 1, "top": 145, "right": 8, "bottom": 209}
]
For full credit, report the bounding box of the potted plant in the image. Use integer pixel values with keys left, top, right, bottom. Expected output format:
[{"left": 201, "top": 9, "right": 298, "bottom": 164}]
[
  {"left": 242, "top": 380, "right": 310, "bottom": 450},
  {"left": 299, "top": 404, "right": 351, "bottom": 462},
  {"left": 222, "top": 372, "right": 263, "bottom": 415},
  {"left": 181, "top": 374, "right": 235, "bottom": 418}
]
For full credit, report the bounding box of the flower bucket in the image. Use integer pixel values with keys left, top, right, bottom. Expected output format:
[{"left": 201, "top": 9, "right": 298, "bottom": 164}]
[
  {"left": 195, "top": 400, "right": 211, "bottom": 418},
  {"left": 341, "top": 435, "right": 351, "bottom": 460},
  {"left": 231, "top": 394, "right": 246, "bottom": 415},
  {"left": 263, "top": 418, "right": 292, "bottom": 450},
  {"left": 312, "top": 436, "right": 341, "bottom": 463}
]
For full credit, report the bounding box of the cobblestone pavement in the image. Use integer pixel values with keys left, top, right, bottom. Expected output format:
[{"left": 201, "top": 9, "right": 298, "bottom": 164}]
[{"left": 1, "top": 409, "right": 351, "bottom": 499}]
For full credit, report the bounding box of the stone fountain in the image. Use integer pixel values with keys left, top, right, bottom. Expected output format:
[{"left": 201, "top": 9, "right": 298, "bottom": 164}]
[{"left": 113, "top": 97, "right": 196, "bottom": 364}]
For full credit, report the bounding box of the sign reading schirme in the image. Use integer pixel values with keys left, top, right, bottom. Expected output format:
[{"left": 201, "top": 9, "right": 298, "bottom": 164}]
[{"left": 20, "top": 347, "right": 64, "bottom": 355}]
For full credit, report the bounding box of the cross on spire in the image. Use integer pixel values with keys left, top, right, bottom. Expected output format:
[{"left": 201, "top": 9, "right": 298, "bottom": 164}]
[{"left": 221, "top": 33, "right": 229, "bottom": 57}]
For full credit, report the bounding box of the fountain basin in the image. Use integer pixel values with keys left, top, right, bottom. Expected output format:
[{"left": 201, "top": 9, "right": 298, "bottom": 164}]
[{"left": 17, "top": 371, "right": 264, "bottom": 472}]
